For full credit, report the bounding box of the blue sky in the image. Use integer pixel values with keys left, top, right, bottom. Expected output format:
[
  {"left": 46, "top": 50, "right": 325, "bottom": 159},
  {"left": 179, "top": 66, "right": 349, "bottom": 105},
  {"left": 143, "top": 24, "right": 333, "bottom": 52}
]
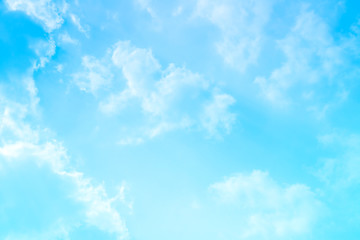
[{"left": 1, "top": 0, "right": 360, "bottom": 239}]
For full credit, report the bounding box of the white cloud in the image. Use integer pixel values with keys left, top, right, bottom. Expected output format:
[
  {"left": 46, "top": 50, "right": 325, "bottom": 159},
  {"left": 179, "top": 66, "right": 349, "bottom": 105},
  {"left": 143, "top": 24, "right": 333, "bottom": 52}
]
[
  {"left": 59, "top": 171, "right": 129, "bottom": 238},
  {"left": 0, "top": 81, "right": 130, "bottom": 239},
  {"left": 201, "top": 93, "right": 236, "bottom": 136},
  {"left": 73, "top": 55, "right": 113, "bottom": 94},
  {"left": 194, "top": 0, "right": 275, "bottom": 72},
  {"left": 210, "top": 170, "right": 322, "bottom": 239},
  {"left": 254, "top": 9, "right": 348, "bottom": 109},
  {"left": 133, "top": 0, "right": 162, "bottom": 30},
  {"left": 99, "top": 89, "right": 132, "bottom": 114},
  {"left": 110, "top": 41, "right": 233, "bottom": 138},
  {"left": 30, "top": 37, "right": 56, "bottom": 69},
  {"left": 70, "top": 13, "right": 90, "bottom": 36},
  {"left": 135, "top": 0, "right": 157, "bottom": 19},
  {"left": 111, "top": 41, "right": 161, "bottom": 98},
  {"left": 145, "top": 117, "right": 193, "bottom": 138},
  {"left": 140, "top": 64, "right": 209, "bottom": 116},
  {"left": 0, "top": 140, "right": 130, "bottom": 239},
  {"left": 56, "top": 64, "right": 64, "bottom": 72},
  {"left": 5, "top": 0, "right": 67, "bottom": 32},
  {"left": 316, "top": 132, "right": 360, "bottom": 187},
  {"left": 74, "top": 40, "right": 236, "bottom": 141},
  {"left": 58, "top": 32, "right": 78, "bottom": 45},
  {"left": 0, "top": 99, "right": 39, "bottom": 143}
]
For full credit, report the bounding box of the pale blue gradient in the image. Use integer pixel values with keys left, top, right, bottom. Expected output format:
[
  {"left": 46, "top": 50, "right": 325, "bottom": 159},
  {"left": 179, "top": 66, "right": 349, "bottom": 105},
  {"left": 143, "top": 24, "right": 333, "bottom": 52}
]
[{"left": 1, "top": 0, "right": 360, "bottom": 239}]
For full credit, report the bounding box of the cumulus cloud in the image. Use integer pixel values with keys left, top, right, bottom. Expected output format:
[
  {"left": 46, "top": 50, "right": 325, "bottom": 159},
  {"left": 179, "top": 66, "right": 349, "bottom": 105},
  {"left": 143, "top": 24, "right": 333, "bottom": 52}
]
[
  {"left": 73, "top": 55, "right": 114, "bottom": 94},
  {"left": 201, "top": 93, "right": 236, "bottom": 136},
  {"left": 254, "top": 9, "right": 352, "bottom": 110},
  {"left": 4, "top": 0, "right": 68, "bottom": 32},
  {"left": 58, "top": 171, "right": 129, "bottom": 238},
  {"left": 108, "top": 41, "right": 209, "bottom": 118},
  {"left": 73, "top": 40, "right": 236, "bottom": 141},
  {"left": 110, "top": 41, "right": 162, "bottom": 98},
  {"left": 194, "top": 0, "right": 275, "bottom": 72},
  {"left": 316, "top": 132, "right": 360, "bottom": 187},
  {"left": 210, "top": 170, "right": 322, "bottom": 239},
  {"left": 0, "top": 82, "right": 130, "bottom": 239}
]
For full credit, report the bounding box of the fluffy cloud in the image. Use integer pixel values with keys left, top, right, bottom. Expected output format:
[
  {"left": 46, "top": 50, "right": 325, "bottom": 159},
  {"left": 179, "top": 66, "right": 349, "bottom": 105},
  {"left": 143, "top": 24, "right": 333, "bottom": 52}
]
[
  {"left": 110, "top": 41, "right": 162, "bottom": 99},
  {"left": 316, "top": 132, "right": 360, "bottom": 187},
  {"left": 254, "top": 9, "right": 352, "bottom": 110},
  {"left": 73, "top": 40, "right": 236, "bottom": 142},
  {"left": 109, "top": 41, "right": 209, "bottom": 117},
  {"left": 4, "top": 0, "right": 68, "bottom": 32},
  {"left": 195, "top": 0, "right": 275, "bottom": 72},
  {"left": 201, "top": 93, "right": 236, "bottom": 136},
  {"left": 210, "top": 170, "right": 322, "bottom": 239},
  {"left": 73, "top": 56, "right": 114, "bottom": 94},
  {"left": 0, "top": 81, "right": 130, "bottom": 239}
]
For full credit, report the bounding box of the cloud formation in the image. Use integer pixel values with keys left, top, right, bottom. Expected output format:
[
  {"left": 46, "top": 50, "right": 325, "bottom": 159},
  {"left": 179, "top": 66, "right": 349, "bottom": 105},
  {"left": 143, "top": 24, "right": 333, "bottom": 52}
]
[
  {"left": 316, "top": 132, "right": 360, "bottom": 187},
  {"left": 73, "top": 55, "right": 114, "bottom": 94},
  {"left": 210, "top": 170, "right": 322, "bottom": 239},
  {"left": 0, "top": 78, "right": 130, "bottom": 239},
  {"left": 254, "top": 9, "right": 355, "bottom": 111},
  {"left": 195, "top": 0, "right": 275, "bottom": 72},
  {"left": 73, "top": 40, "right": 236, "bottom": 142},
  {"left": 5, "top": 0, "right": 67, "bottom": 32}
]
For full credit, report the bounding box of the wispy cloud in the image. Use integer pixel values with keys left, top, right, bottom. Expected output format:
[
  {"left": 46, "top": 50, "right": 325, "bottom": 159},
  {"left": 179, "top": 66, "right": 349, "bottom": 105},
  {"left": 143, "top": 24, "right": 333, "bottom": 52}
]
[
  {"left": 0, "top": 78, "right": 130, "bottom": 239},
  {"left": 73, "top": 40, "right": 236, "bottom": 142},
  {"left": 5, "top": 0, "right": 68, "bottom": 32},
  {"left": 194, "top": 0, "right": 275, "bottom": 72},
  {"left": 316, "top": 132, "right": 360, "bottom": 187},
  {"left": 70, "top": 13, "right": 90, "bottom": 37},
  {"left": 201, "top": 93, "right": 236, "bottom": 137},
  {"left": 73, "top": 55, "right": 113, "bottom": 94},
  {"left": 254, "top": 8, "right": 356, "bottom": 113},
  {"left": 210, "top": 170, "right": 322, "bottom": 239}
]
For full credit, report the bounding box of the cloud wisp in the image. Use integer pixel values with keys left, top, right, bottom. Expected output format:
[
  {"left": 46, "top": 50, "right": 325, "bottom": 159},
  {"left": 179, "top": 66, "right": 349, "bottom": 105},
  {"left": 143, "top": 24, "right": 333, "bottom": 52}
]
[
  {"left": 73, "top": 40, "right": 237, "bottom": 143},
  {"left": 0, "top": 78, "right": 130, "bottom": 240},
  {"left": 210, "top": 170, "right": 322, "bottom": 239}
]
